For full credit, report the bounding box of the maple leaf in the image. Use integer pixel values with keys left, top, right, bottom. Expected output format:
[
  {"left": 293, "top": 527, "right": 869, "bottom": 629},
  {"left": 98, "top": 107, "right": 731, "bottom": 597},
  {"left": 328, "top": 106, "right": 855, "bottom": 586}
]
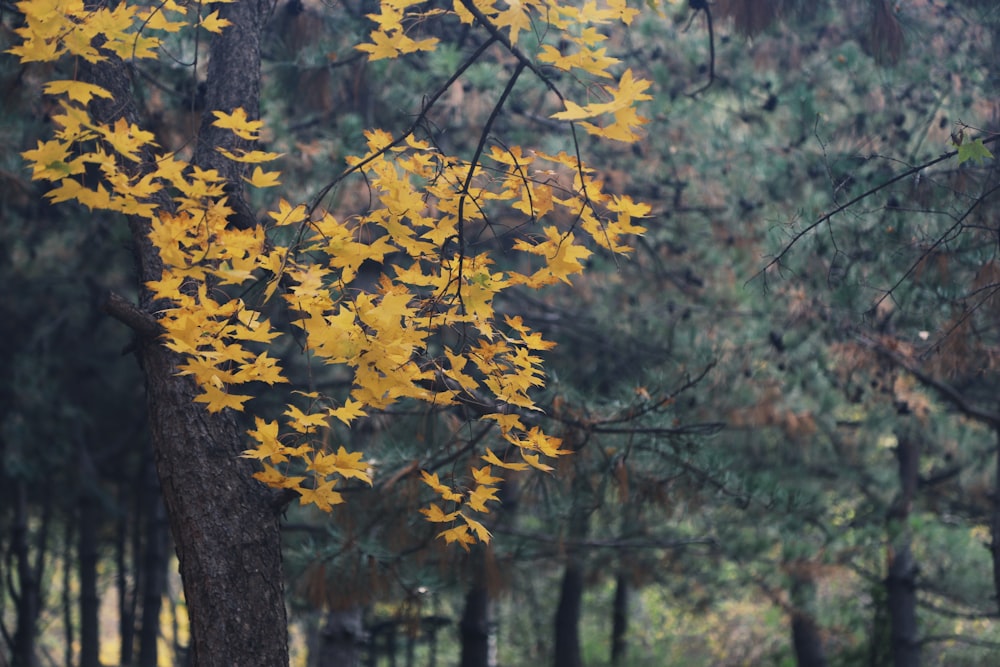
[
  {"left": 462, "top": 514, "right": 492, "bottom": 543},
  {"left": 466, "top": 484, "right": 500, "bottom": 512},
  {"left": 482, "top": 448, "right": 530, "bottom": 471},
  {"left": 437, "top": 524, "right": 476, "bottom": 551},
  {"left": 328, "top": 399, "right": 368, "bottom": 426},
  {"left": 297, "top": 478, "right": 344, "bottom": 512},
  {"left": 420, "top": 503, "right": 460, "bottom": 523},
  {"left": 472, "top": 465, "right": 503, "bottom": 486},
  {"left": 421, "top": 470, "right": 464, "bottom": 502},
  {"left": 199, "top": 9, "right": 232, "bottom": 33},
  {"left": 43, "top": 80, "right": 112, "bottom": 104},
  {"left": 284, "top": 404, "right": 328, "bottom": 432},
  {"left": 243, "top": 166, "right": 282, "bottom": 188},
  {"left": 211, "top": 108, "right": 264, "bottom": 140},
  {"left": 268, "top": 199, "right": 309, "bottom": 227},
  {"left": 194, "top": 383, "right": 254, "bottom": 413},
  {"left": 328, "top": 446, "right": 373, "bottom": 484}
]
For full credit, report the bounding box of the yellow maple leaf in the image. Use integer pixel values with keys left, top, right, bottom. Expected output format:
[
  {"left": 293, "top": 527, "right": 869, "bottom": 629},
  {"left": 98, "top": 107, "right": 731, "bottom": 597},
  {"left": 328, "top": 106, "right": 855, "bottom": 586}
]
[
  {"left": 284, "top": 404, "right": 328, "bottom": 432},
  {"left": 466, "top": 484, "right": 500, "bottom": 513},
  {"left": 482, "top": 448, "right": 529, "bottom": 471},
  {"left": 243, "top": 165, "right": 282, "bottom": 188},
  {"left": 211, "top": 107, "right": 264, "bottom": 141},
  {"left": 43, "top": 80, "right": 112, "bottom": 104},
  {"left": 328, "top": 399, "right": 368, "bottom": 426},
  {"left": 471, "top": 465, "right": 503, "bottom": 486},
  {"left": 462, "top": 514, "right": 492, "bottom": 543},
  {"left": 297, "top": 478, "right": 343, "bottom": 512},
  {"left": 268, "top": 199, "right": 309, "bottom": 227},
  {"left": 420, "top": 503, "right": 460, "bottom": 523},
  {"left": 194, "top": 383, "right": 254, "bottom": 413},
  {"left": 437, "top": 524, "right": 476, "bottom": 551},
  {"left": 199, "top": 9, "right": 232, "bottom": 34},
  {"left": 421, "top": 470, "right": 463, "bottom": 502}
]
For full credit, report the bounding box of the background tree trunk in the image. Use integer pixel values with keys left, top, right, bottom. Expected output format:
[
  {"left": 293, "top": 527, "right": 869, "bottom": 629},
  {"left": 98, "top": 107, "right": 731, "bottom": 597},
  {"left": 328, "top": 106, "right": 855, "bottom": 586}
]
[
  {"left": 553, "top": 563, "right": 584, "bottom": 667},
  {"left": 609, "top": 573, "right": 628, "bottom": 667},
  {"left": 789, "top": 567, "right": 828, "bottom": 667},
  {"left": 317, "top": 608, "right": 365, "bottom": 667},
  {"left": 460, "top": 585, "right": 490, "bottom": 667},
  {"left": 78, "top": 444, "right": 101, "bottom": 667},
  {"left": 138, "top": 462, "right": 168, "bottom": 667},
  {"left": 887, "top": 427, "right": 920, "bottom": 667}
]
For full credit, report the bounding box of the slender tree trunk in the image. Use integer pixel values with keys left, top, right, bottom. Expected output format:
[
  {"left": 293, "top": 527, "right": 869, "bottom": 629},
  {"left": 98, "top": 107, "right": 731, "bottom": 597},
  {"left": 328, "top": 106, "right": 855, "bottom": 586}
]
[
  {"left": 553, "top": 563, "right": 584, "bottom": 667},
  {"left": 886, "top": 427, "right": 920, "bottom": 667},
  {"left": 609, "top": 573, "right": 628, "bottom": 667},
  {"left": 991, "top": 423, "right": 1000, "bottom": 614},
  {"left": 118, "top": 478, "right": 137, "bottom": 666},
  {"left": 63, "top": 518, "right": 74, "bottom": 667},
  {"left": 886, "top": 544, "right": 918, "bottom": 667},
  {"left": 138, "top": 462, "right": 168, "bottom": 667},
  {"left": 460, "top": 586, "right": 490, "bottom": 667},
  {"left": 78, "top": 445, "right": 101, "bottom": 667},
  {"left": 10, "top": 481, "right": 45, "bottom": 667},
  {"left": 83, "top": 1, "right": 290, "bottom": 664}
]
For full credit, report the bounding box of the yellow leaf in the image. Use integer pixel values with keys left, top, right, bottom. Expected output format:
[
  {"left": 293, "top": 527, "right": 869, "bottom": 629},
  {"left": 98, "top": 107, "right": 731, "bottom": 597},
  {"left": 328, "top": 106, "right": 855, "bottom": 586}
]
[
  {"left": 421, "top": 470, "right": 463, "bottom": 502},
  {"left": 298, "top": 478, "right": 344, "bottom": 512},
  {"left": 284, "top": 404, "right": 328, "bottom": 432},
  {"left": 243, "top": 165, "right": 282, "bottom": 188},
  {"left": 471, "top": 465, "right": 503, "bottom": 486},
  {"left": 193, "top": 383, "right": 253, "bottom": 412},
  {"left": 268, "top": 199, "right": 309, "bottom": 227},
  {"left": 420, "top": 503, "right": 460, "bottom": 523},
  {"left": 199, "top": 9, "right": 232, "bottom": 33},
  {"left": 211, "top": 107, "right": 264, "bottom": 141},
  {"left": 482, "top": 448, "right": 529, "bottom": 471},
  {"left": 462, "top": 514, "right": 492, "bottom": 542},
  {"left": 328, "top": 399, "right": 368, "bottom": 426},
  {"left": 466, "top": 484, "right": 500, "bottom": 513},
  {"left": 437, "top": 524, "right": 476, "bottom": 551},
  {"left": 43, "top": 80, "right": 112, "bottom": 104}
]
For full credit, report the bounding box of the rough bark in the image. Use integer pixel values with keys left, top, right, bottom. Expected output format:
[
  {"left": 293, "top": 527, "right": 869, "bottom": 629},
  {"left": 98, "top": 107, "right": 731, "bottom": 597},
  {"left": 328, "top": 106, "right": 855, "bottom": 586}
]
[
  {"left": 82, "top": 1, "right": 290, "bottom": 664},
  {"left": 460, "top": 586, "right": 491, "bottom": 667}
]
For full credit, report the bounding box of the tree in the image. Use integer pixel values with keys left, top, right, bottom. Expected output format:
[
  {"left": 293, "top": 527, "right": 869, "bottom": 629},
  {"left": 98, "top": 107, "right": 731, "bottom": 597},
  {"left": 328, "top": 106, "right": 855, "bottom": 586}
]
[{"left": 6, "top": 0, "right": 650, "bottom": 662}]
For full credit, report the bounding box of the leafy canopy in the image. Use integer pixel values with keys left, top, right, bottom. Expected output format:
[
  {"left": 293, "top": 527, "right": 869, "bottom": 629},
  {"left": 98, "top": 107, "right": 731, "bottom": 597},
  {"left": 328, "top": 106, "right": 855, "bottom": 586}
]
[{"left": 11, "top": 0, "right": 650, "bottom": 546}]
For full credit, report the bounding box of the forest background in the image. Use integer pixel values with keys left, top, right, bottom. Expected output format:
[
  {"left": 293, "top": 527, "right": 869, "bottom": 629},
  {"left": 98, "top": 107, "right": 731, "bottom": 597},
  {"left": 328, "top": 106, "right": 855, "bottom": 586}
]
[{"left": 3, "top": 0, "right": 1000, "bottom": 666}]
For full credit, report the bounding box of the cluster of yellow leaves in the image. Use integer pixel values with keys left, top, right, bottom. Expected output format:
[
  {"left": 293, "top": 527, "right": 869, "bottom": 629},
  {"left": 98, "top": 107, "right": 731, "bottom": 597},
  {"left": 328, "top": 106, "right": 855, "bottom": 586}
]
[
  {"left": 11, "top": 0, "right": 648, "bottom": 545},
  {"left": 358, "top": 0, "right": 652, "bottom": 141}
]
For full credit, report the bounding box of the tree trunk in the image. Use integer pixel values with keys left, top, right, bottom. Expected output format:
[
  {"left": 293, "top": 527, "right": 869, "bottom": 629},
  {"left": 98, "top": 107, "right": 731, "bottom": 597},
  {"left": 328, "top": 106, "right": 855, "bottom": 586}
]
[
  {"left": 317, "top": 608, "right": 365, "bottom": 667},
  {"left": 83, "top": 1, "right": 290, "bottom": 664},
  {"left": 991, "top": 423, "right": 1000, "bottom": 614},
  {"left": 460, "top": 586, "right": 490, "bottom": 667},
  {"left": 138, "top": 461, "right": 169, "bottom": 667},
  {"left": 886, "top": 544, "right": 919, "bottom": 667},
  {"left": 9, "top": 480, "right": 45, "bottom": 667},
  {"left": 788, "top": 567, "right": 827, "bottom": 667},
  {"left": 886, "top": 428, "right": 919, "bottom": 667},
  {"left": 609, "top": 573, "right": 628, "bottom": 667},
  {"left": 553, "top": 563, "right": 584, "bottom": 667},
  {"left": 78, "top": 445, "right": 101, "bottom": 667}
]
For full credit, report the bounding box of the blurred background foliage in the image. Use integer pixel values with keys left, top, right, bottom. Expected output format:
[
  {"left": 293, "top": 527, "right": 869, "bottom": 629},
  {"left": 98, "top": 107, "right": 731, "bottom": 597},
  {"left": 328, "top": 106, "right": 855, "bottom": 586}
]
[{"left": 4, "top": 0, "right": 1000, "bottom": 665}]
